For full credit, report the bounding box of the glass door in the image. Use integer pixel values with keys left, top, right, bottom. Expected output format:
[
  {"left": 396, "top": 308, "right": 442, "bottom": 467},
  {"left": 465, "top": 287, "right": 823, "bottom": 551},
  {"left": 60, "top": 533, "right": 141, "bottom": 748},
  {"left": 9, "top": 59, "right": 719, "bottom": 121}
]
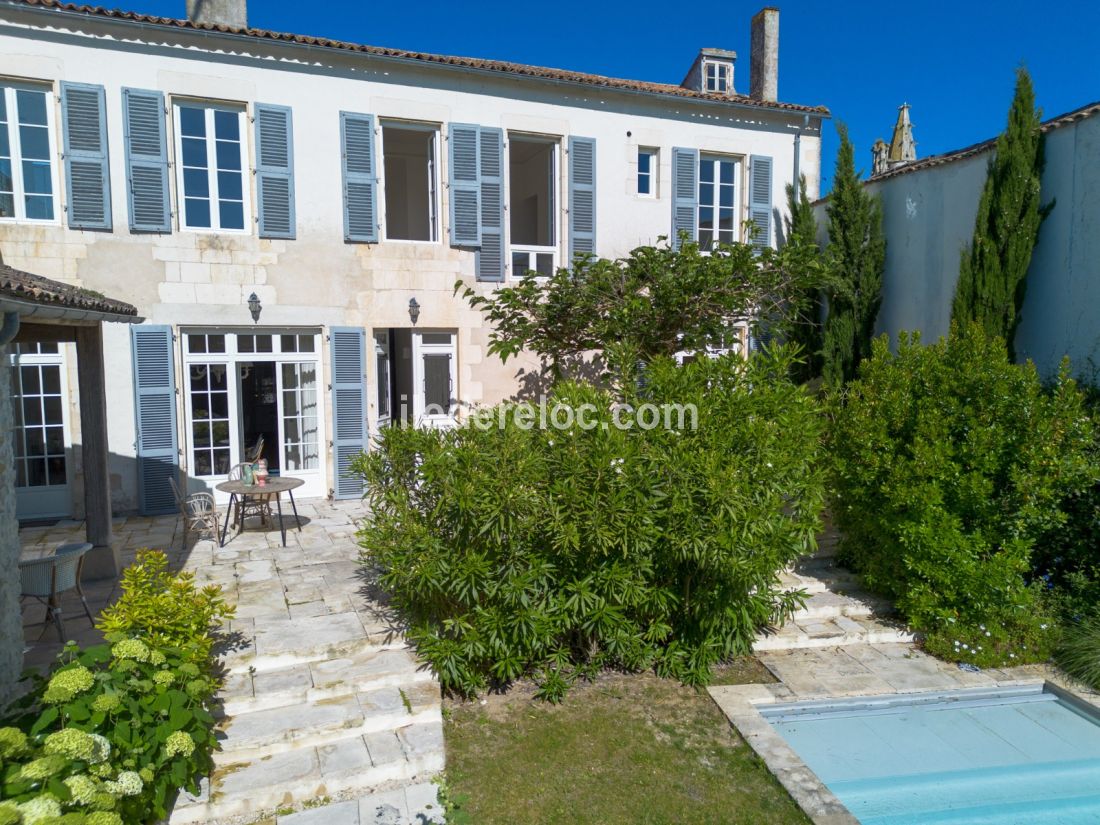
[
  {"left": 11, "top": 343, "right": 71, "bottom": 520},
  {"left": 412, "top": 331, "right": 457, "bottom": 428}
]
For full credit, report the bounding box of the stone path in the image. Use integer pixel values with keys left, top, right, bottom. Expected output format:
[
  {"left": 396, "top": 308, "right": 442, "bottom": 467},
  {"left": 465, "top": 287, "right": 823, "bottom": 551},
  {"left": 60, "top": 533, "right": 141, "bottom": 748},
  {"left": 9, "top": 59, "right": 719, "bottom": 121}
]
[{"left": 19, "top": 498, "right": 446, "bottom": 824}]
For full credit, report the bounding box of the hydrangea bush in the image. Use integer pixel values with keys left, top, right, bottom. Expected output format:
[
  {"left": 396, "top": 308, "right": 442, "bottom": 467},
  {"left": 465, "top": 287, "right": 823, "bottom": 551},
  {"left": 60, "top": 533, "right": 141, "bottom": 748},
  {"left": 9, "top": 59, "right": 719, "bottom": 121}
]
[
  {"left": 828, "top": 324, "right": 1096, "bottom": 667},
  {"left": 356, "top": 348, "right": 826, "bottom": 699},
  {"left": 0, "top": 551, "right": 233, "bottom": 823}
]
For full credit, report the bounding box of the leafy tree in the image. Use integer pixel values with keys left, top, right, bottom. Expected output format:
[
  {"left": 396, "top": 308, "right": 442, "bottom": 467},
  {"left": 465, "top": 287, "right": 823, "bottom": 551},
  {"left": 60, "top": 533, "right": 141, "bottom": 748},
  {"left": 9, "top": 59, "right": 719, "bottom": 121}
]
[
  {"left": 952, "top": 67, "right": 1053, "bottom": 360},
  {"left": 821, "top": 124, "right": 886, "bottom": 386},
  {"left": 784, "top": 174, "right": 823, "bottom": 381},
  {"left": 459, "top": 238, "right": 830, "bottom": 390}
]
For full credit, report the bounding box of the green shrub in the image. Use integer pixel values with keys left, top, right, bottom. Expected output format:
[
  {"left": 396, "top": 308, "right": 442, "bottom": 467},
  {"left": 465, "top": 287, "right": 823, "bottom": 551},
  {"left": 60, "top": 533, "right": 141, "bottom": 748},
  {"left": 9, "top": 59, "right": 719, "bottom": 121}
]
[
  {"left": 828, "top": 324, "right": 1096, "bottom": 667},
  {"left": 1, "top": 551, "right": 232, "bottom": 823},
  {"left": 356, "top": 348, "right": 825, "bottom": 699},
  {"left": 1056, "top": 613, "right": 1100, "bottom": 691}
]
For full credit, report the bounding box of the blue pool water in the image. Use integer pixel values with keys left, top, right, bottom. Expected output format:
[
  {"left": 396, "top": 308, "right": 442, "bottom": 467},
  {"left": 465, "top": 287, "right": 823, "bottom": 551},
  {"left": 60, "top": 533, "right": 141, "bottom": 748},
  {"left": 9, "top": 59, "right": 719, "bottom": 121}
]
[{"left": 763, "top": 684, "right": 1100, "bottom": 824}]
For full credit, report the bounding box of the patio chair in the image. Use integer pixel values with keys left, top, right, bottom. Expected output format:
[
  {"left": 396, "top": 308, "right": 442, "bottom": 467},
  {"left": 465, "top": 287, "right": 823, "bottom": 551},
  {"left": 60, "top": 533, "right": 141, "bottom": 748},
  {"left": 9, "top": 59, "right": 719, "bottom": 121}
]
[
  {"left": 246, "top": 434, "right": 265, "bottom": 464},
  {"left": 168, "top": 475, "right": 222, "bottom": 545},
  {"left": 19, "top": 542, "right": 95, "bottom": 641},
  {"left": 228, "top": 462, "right": 272, "bottom": 528}
]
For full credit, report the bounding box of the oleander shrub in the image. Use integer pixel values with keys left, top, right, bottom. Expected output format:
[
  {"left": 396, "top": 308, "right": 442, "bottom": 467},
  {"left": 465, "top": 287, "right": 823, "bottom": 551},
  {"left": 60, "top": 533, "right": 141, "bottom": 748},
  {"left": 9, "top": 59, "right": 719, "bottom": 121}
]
[
  {"left": 356, "top": 347, "right": 826, "bottom": 699},
  {"left": 0, "top": 551, "right": 233, "bottom": 823},
  {"left": 828, "top": 324, "right": 1096, "bottom": 668}
]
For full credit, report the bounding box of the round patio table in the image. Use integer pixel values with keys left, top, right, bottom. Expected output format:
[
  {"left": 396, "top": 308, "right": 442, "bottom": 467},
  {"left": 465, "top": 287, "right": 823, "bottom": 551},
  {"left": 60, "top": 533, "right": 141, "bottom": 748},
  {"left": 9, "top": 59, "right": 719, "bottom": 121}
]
[{"left": 215, "top": 476, "right": 304, "bottom": 548}]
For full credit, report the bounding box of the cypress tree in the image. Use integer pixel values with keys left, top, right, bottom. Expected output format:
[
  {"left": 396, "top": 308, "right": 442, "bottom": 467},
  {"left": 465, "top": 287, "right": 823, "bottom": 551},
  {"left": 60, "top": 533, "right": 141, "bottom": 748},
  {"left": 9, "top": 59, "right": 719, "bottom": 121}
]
[
  {"left": 951, "top": 67, "right": 1053, "bottom": 359},
  {"left": 784, "top": 174, "right": 823, "bottom": 381},
  {"left": 822, "top": 124, "right": 886, "bottom": 386}
]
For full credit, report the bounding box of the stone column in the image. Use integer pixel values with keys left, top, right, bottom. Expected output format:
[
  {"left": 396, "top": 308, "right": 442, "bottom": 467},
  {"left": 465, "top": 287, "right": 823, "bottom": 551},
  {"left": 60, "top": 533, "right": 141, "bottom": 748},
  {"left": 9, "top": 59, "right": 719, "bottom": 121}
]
[
  {"left": 0, "top": 345, "right": 23, "bottom": 705},
  {"left": 75, "top": 326, "right": 118, "bottom": 579}
]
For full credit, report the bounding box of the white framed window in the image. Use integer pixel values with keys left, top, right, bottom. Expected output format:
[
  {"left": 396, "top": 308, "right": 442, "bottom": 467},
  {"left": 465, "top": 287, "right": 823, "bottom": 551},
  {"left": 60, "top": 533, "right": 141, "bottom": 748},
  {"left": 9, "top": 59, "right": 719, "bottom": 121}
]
[
  {"left": 413, "top": 331, "right": 456, "bottom": 426},
  {"left": 509, "top": 135, "right": 559, "bottom": 279},
  {"left": 374, "top": 330, "right": 392, "bottom": 426},
  {"left": 174, "top": 102, "right": 250, "bottom": 232},
  {"left": 0, "top": 82, "right": 60, "bottom": 222},
  {"left": 637, "top": 147, "right": 657, "bottom": 198},
  {"left": 704, "top": 61, "right": 732, "bottom": 94},
  {"left": 381, "top": 122, "right": 439, "bottom": 242},
  {"left": 698, "top": 154, "right": 741, "bottom": 249}
]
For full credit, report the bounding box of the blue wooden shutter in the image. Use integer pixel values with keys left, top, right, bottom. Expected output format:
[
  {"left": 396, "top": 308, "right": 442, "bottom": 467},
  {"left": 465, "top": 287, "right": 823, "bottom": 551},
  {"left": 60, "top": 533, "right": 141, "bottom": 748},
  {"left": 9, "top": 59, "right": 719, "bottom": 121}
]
[
  {"left": 340, "top": 113, "right": 378, "bottom": 242},
  {"left": 255, "top": 103, "right": 295, "bottom": 239},
  {"left": 749, "top": 154, "right": 774, "bottom": 249},
  {"left": 122, "top": 88, "right": 170, "bottom": 233},
  {"left": 476, "top": 127, "right": 504, "bottom": 282},
  {"left": 60, "top": 82, "right": 111, "bottom": 230},
  {"left": 330, "top": 327, "right": 368, "bottom": 499},
  {"left": 131, "top": 325, "right": 178, "bottom": 515},
  {"left": 568, "top": 136, "right": 596, "bottom": 260},
  {"left": 671, "top": 147, "right": 698, "bottom": 249},
  {"left": 448, "top": 123, "right": 481, "bottom": 247}
]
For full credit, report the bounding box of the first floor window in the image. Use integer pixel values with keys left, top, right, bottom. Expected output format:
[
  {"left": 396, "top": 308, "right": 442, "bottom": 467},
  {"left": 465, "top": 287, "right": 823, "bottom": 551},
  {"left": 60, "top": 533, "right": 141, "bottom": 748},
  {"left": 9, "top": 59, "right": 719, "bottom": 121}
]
[
  {"left": 175, "top": 102, "right": 249, "bottom": 231},
  {"left": 698, "top": 154, "right": 740, "bottom": 249},
  {"left": 0, "top": 83, "right": 58, "bottom": 221},
  {"left": 637, "top": 147, "right": 657, "bottom": 197},
  {"left": 382, "top": 124, "right": 437, "bottom": 241}
]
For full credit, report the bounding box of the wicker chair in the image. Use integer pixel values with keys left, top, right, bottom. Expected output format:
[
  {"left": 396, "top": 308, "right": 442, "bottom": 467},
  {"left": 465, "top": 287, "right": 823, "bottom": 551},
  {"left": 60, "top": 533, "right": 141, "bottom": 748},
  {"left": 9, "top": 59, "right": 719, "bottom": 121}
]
[
  {"left": 228, "top": 462, "right": 272, "bottom": 528},
  {"left": 19, "top": 542, "right": 95, "bottom": 641},
  {"left": 168, "top": 476, "right": 221, "bottom": 545}
]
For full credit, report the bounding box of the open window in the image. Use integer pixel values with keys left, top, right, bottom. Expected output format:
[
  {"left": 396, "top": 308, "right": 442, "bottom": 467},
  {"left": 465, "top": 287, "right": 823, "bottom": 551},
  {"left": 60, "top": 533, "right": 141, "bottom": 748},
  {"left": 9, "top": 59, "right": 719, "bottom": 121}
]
[
  {"left": 382, "top": 124, "right": 437, "bottom": 241},
  {"left": 509, "top": 136, "right": 557, "bottom": 278}
]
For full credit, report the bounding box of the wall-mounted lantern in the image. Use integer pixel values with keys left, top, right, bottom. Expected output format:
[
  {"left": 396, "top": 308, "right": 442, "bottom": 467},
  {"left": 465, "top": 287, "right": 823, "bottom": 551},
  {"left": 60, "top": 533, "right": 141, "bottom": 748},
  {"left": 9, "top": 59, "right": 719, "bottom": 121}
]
[
  {"left": 247, "top": 292, "right": 262, "bottom": 324},
  {"left": 408, "top": 297, "right": 420, "bottom": 326}
]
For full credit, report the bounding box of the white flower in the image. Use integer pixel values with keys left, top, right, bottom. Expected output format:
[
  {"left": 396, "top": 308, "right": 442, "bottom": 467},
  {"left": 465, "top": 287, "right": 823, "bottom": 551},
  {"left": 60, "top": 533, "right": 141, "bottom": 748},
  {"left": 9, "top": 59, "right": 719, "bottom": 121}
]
[
  {"left": 985, "top": 631, "right": 991, "bottom": 637},
  {"left": 1040, "top": 624, "right": 1048, "bottom": 630},
  {"left": 1009, "top": 653, "right": 1016, "bottom": 659},
  {"left": 766, "top": 462, "right": 773, "bottom": 468},
  {"left": 979, "top": 625, "right": 986, "bottom": 631},
  {"left": 547, "top": 440, "right": 554, "bottom": 446},
  {"left": 962, "top": 643, "right": 969, "bottom": 649}
]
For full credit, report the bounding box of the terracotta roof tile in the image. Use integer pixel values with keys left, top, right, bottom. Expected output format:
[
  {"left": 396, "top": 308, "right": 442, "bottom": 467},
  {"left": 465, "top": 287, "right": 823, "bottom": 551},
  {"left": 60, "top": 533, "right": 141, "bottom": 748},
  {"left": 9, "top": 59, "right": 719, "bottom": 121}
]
[
  {"left": 0, "top": 261, "right": 137, "bottom": 317},
  {"left": 6, "top": 0, "right": 829, "bottom": 115}
]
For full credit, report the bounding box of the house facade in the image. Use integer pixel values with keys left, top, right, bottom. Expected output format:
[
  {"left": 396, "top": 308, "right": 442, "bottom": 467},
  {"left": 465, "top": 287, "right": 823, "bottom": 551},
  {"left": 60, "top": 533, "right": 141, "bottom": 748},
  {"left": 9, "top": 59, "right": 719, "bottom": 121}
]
[{"left": 0, "top": 0, "right": 826, "bottom": 518}]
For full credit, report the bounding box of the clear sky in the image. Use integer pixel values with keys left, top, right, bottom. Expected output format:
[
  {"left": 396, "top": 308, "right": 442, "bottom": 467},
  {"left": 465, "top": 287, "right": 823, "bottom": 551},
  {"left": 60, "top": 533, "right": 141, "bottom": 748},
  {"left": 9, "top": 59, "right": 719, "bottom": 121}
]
[{"left": 126, "top": 0, "right": 1100, "bottom": 193}]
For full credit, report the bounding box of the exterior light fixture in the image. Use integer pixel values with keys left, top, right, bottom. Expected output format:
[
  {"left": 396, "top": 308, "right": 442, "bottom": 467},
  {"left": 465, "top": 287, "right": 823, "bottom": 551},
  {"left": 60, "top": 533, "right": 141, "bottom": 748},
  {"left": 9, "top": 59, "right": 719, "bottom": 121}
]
[
  {"left": 408, "top": 297, "right": 420, "bottom": 326},
  {"left": 247, "top": 292, "right": 262, "bottom": 323}
]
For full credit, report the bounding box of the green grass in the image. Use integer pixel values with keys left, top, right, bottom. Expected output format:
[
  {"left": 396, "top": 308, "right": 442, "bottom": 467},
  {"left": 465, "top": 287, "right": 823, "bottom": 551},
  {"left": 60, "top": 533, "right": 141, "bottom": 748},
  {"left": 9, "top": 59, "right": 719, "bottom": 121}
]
[
  {"left": 442, "top": 658, "right": 810, "bottom": 825},
  {"left": 1056, "top": 613, "right": 1100, "bottom": 690}
]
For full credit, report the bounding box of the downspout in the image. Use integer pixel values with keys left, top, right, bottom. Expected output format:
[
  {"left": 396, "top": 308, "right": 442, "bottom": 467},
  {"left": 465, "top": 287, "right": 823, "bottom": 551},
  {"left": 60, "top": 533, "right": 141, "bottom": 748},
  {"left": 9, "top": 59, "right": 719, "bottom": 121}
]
[
  {"left": 792, "top": 114, "right": 809, "bottom": 200},
  {"left": 0, "top": 312, "right": 19, "bottom": 346}
]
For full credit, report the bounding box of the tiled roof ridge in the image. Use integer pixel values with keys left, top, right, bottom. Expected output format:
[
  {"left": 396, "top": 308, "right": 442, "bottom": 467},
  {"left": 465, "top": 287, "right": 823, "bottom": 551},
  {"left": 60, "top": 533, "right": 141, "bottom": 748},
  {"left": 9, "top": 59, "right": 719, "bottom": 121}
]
[{"left": 4, "top": 0, "right": 829, "bottom": 115}]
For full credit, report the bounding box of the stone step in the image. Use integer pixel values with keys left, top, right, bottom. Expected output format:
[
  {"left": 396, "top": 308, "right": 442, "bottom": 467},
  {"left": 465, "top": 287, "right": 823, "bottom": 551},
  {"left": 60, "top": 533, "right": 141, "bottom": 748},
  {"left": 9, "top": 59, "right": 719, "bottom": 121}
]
[
  {"left": 220, "top": 611, "right": 401, "bottom": 675},
  {"left": 170, "top": 722, "right": 445, "bottom": 824},
  {"left": 214, "top": 681, "right": 441, "bottom": 764},
  {"left": 276, "top": 781, "right": 443, "bottom": 824},
  {"left": 221, "top": 647, "right": 437, "bottom": 716},
  {"left": 753, "top": 615, "right": 916, "bottom": 652},
  {"left": 789, "top": 590, "right": 886, "bottom": 622}
]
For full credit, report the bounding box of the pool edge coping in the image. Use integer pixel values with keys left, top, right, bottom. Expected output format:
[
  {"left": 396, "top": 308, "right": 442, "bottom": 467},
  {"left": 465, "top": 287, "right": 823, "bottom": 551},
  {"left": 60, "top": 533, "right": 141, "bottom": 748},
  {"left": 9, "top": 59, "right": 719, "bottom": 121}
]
[{"left": 708, "top": 672, "right": 1100, "bottom": 825}]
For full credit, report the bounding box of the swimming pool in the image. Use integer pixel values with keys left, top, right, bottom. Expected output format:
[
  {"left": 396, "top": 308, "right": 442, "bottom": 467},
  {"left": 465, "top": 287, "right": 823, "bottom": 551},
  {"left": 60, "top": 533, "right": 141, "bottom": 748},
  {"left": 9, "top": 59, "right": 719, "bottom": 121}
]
[{"left": 762, "top": 684, "right": 1100, "bottom": 824}]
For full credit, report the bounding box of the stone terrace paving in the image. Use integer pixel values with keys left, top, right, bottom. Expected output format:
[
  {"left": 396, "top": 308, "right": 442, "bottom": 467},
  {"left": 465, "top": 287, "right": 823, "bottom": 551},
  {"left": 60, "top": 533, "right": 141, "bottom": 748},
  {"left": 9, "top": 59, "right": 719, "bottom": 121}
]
[{"left": 20, "top": 498, "right": 445, "bottom": 825}]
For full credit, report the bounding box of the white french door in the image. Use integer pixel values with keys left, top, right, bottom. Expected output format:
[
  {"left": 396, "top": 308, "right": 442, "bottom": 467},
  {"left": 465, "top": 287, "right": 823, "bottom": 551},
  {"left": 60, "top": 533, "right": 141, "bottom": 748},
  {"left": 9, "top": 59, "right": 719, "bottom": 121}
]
[
  {"left": 10, "top": 343, "right": 72, "bottom": 520},
  {"left": 181, "top": 330, "right": 325, "bottom": 501}
]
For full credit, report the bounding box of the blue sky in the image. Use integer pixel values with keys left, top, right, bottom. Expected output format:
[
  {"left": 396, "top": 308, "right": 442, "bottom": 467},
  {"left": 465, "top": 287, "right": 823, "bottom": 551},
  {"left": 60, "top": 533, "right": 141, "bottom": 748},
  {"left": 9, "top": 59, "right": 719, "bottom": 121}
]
[{"left": 132, "top": 0, "right": 1100, "bottom": 192}]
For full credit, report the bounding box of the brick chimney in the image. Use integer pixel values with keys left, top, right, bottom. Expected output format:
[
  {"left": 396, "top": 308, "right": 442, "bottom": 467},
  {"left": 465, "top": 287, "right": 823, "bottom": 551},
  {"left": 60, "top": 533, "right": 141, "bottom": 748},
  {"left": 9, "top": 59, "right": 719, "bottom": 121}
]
[
  {"left": 750, "top": 7, "right": 779, "bottom": 102},
  {"left": 186, "top": 0, "right": 247, "bottom": 28}
]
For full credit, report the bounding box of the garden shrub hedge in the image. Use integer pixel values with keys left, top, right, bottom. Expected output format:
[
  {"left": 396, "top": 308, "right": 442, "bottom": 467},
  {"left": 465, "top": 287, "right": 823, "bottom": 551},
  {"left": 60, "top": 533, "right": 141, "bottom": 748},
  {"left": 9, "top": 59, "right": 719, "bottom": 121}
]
[
  {"left": 828, "top": 324, "right": 1096, "bottom": 667},
  {"left": 356, "top": 348, "right": 825, "bottom": 699},
  {"left": 0, "top": 551, "right": 233, "bottom": 824}
]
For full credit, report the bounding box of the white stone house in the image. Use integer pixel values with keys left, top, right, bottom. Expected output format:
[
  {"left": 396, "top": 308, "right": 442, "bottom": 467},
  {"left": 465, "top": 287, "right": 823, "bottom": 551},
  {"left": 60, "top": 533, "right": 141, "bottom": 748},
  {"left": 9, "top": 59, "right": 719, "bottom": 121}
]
[{"left": 0, "top": 0, "right": 827, "bottom": 518}]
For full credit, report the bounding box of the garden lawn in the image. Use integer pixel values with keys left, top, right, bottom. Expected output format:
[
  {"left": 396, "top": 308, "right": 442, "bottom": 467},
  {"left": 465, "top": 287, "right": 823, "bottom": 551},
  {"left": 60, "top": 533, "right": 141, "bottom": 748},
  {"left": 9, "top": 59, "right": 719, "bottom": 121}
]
[{"left": 442, "top": 658, "right": 809, "bottom": 825}]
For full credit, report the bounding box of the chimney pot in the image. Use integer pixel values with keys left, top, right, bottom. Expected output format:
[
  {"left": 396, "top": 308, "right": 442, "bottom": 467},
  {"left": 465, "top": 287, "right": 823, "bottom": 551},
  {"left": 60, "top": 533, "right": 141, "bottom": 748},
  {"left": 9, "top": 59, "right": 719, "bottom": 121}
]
[
  {"left": 186, "top": 0, "right": 247, "bottom": 29},
  {"left": 750, "top": 7, "right": 779, "bottom": 102}
]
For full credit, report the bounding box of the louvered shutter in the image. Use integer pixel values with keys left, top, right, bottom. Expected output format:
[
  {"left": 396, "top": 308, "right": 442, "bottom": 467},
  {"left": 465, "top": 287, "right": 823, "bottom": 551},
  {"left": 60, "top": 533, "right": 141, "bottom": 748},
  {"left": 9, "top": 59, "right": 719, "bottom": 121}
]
[
  {"left": 330, "top": 327, "right": 368, "bottom": 499},
  {"left": 476, "top": 127, "right": 504, "bottom": 282},
  {"left": 671, "top": 147, "right": 698, "bottom": 250},
  {"left": 448, "top": 123, "right": 481, "bottom": 247},
  {"left": 122, "top": 88, "right": 170, "bottom": 233},
  {"left": 255, "top": 103, "right": 295, "bottom": 239},
  {"left": 340, "top": 113, "right": 378, "bottom": 243},
  {"left": 568, "top": 136, "right": 596, "bottom": 260},
  {"left": 749, "top": 155, "right": 774, "bottom": 249},
  {"left": 60, "top": 82, "right": 111, "bottom": 230},
  {"left": 131, "top": 325, "right": 179, "bottom": 515}
]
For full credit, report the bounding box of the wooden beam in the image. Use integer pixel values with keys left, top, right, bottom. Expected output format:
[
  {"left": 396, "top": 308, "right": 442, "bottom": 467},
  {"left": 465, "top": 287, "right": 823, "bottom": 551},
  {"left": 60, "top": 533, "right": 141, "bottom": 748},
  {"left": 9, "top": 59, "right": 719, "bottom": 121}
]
[
  {"left": 12, "top": 323, "right": 80, "bottom": 344},
  {"left": 75, "top": 326, "right": 118, "bottom": 580}
]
